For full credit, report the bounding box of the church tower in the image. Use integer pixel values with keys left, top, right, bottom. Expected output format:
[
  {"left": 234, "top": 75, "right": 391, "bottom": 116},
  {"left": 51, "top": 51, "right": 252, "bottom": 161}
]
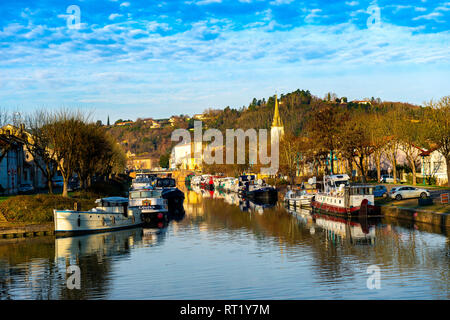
[{"left": 270, "top": 94, "right": 284, "bottom": 145}]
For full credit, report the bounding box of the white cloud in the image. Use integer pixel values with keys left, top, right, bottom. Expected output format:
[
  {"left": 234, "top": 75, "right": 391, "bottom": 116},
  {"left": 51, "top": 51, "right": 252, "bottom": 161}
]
[
  {"left": 270, "top": 0, "right": 294, "bottom": 5},
  {"left": 412, "top": 12, "right": 444, "bottom": 21},
  {"left": 345, "top": 1, "right": 359, "bottom": 6},
  {"left": 194, "top": 0, "right": 221, "bottom": 5},
  {"left": 147, "top": 21, "right": 171, "bottom": 32},
  {"left": 120, "top": 2, "right": 131, "bottom": 7},
  {"left": 436, "top": 3, "right": 450, "bottom": 11},
  {"left": 1, "top": 18, "right": 449, "bottom": 119},
  {"left": 109, "top": 13, "right": 123, "bottom": 20},
  {"left": 305, "top": 9, "right": 325, "bottom": 23}
]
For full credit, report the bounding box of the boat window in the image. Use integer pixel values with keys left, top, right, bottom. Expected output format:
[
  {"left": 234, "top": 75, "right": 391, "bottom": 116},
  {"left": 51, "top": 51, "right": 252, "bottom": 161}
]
[
  {"left": 130, "top": 191, "right": 141, "bottom": 199},
  {"left": 140, "top": 190, "right": 162, "bottom": 198}
]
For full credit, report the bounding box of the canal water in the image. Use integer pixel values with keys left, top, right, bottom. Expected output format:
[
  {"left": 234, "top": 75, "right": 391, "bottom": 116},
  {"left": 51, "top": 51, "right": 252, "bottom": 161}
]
[{"left": 0, "top": 186, "right": 449, "bottom": 300}]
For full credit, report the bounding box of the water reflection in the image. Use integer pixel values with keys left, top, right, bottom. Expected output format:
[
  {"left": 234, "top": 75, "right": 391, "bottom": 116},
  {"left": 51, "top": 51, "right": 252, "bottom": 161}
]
[{"left": 0, "top": 186, "right": 448, "bottom": 299}]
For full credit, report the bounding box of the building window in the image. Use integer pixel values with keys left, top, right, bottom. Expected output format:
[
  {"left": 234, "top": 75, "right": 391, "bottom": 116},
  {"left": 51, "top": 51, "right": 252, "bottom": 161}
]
[{"left": 433, "top": 161, "right": 444, "bottom": 173}]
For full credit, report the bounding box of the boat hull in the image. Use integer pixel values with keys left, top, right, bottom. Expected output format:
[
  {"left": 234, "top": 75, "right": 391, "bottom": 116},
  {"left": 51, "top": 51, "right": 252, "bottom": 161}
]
[
  {"left": 53, "top": 210, "right": 143, "bottom": 237},
  {"left": 139, "top": 209, "right": 169, "bottom": 224},
  {"left": 162, "top": 188, "right": 185, "bottom": 211},
  {"left": 311, "top": 200, "right": 380, "bottom": 217},
  {"left": 243, "top": 188, "right": 278, "bottom": 201}
]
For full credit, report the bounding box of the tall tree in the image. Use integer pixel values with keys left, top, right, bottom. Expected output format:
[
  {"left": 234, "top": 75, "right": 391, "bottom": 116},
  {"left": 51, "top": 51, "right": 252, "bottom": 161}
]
[
  {"left": 382, "top": 107, "right": 402, "bottom": 183},
  {"left": 396, "top": 109, "right": 426, "bottom": 186},
  {"left": 367, "top": 112, "right": 386, "bottom": 182},
  {"left": 425, "top": 96, "right": 450, "bottom": 187},
  {"left": 24, "top": 110, "right": 58, "bottom": 193},
  {"left": 46, "top": 110, "right": 87, "bottom": 197},
  {"left": 307, "top": 102, "right": 345, "bottom": 175},
  {"left": 279, "top": 133, "right": 309, "bottom": 184},
  {"left": 338, "top": 111, "right": 373, "bottom": 182}
]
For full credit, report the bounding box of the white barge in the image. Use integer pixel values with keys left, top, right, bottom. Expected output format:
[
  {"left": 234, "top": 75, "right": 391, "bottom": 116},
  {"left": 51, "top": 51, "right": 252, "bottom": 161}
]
[{"left": 54, "top": 197, "right": 142, "bottom": 236}]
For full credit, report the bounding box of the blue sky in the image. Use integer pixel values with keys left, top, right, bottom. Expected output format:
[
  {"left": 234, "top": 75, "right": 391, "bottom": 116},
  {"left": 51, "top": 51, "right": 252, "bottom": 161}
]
[{"left": 0, "top": 0, "right": 449, "bottom": 122}]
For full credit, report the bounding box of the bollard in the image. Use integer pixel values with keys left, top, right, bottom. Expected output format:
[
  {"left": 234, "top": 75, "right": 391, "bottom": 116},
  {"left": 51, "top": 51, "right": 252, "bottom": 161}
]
[{"left": 74, "top": 202, "right": 81, "bottom": 211}]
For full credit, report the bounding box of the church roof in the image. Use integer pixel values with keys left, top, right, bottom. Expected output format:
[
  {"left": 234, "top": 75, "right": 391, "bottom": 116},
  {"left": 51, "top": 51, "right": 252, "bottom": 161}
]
[{"left": 272, "top": 94, "right": 283, "bottom": 127}]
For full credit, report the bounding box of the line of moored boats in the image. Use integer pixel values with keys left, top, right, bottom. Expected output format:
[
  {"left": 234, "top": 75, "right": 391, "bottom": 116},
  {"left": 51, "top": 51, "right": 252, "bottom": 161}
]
[
  {"left": 53, "top": 174, "right": 185, "bottom": 236},
  {"left": 53, "top": 172, "right": 381, "bottom": 236},
  {"left": 186, "top": 173, "right": 278, "bottom": 202},
  {"left": 188, "top": 172, "right": 381, "bottom": 218}
]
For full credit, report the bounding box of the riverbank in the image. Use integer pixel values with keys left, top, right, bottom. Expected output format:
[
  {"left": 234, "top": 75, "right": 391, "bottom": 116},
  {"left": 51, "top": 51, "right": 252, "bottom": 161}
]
[
  {"left": 278, "top": 187, "right": 450, "bottom": 228},
  {"left": 0, "top": 222, "right": 54, "bottom": 238},
  {"left": 0, "top": 193, "right": 98, "bottom": 224},
  {"left": 380, "top": 203, "right": 450, "bottom": 228},
  {"left": 0, "top": 177, "right": 131, "bottom": 223}
]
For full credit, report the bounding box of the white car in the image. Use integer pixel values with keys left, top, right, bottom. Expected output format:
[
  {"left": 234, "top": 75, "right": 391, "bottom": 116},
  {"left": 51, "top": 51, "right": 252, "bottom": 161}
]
[
  {"left": 380, "top": 175, "right": 395, "bottom": 183},
  {"left": 390, "top": 186, "right": 430, "bottom": 200}
]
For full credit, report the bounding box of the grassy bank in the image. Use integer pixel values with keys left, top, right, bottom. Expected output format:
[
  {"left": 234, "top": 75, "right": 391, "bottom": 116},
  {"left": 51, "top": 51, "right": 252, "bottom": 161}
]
[
  {"left": 0, "top": 177, "right": 131, "bottom": 224},
  {"left": 0, "top": 194, "right": 97, "bottom": 223}
]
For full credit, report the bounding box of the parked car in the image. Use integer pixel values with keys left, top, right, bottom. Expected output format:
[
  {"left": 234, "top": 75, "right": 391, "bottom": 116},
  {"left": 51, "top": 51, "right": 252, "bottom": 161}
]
[
  {"left": 373, "top": 185, "right": 388, "bottom": 198},
  {"left": 380, "top": 175, "right": 395, "bottom": 183},
  {"left": 67, "top": 180, "right": 80, "bottom": 192},
  {"left": 389, "top": 187, "right": 399, "bottom": 195},
  {"left": 390, "top": 186, "right": 430, "bottom": 200},
  {"left": 18, "top": 183, "right": 34, "bottom": 194},
  {"left": 52, "top": 177, "right": 64, "bottom": 188}
]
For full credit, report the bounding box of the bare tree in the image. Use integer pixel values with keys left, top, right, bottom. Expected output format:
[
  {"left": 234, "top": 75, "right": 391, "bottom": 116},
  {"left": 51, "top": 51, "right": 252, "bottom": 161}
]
[
  {"left": 0, "top": 108, "right": 11, "bottom": 163},
  {"left": 24, "top": 110, "right": 58, "bottom": 193},
  {"left": 425, "top": 96, "right": 450, "bottom": 187},
  {"left": 396, "top": 109, "right": 426, "bottom": 186},
  {"left": 368, "top": 112, "right": 386, "bottom": 182},
  {"left": 46, "top": 109, "right": 88, "bottom": 197},
  {"left": 338, "top": 111, "right": 373, "bottom": 182},
  {"left": 382, "top": 108, "right": 402, "bottom": 183}
]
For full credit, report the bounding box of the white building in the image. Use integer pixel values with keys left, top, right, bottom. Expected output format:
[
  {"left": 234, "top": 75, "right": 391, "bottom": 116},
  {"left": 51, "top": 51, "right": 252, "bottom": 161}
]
[
  {"left": 0, "top": 124, "right": 50, "bottom": 194},
  {"left": 170, "top": 141, "right": 203, "bottom": 171},
  {"left": 420, "top": 149, "right": 448, "bottom": 186}
]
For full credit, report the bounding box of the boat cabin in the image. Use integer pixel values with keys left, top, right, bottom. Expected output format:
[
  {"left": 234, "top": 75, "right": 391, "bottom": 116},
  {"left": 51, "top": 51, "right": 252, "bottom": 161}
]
[
  {"left": 129, "top": 189, "right": 164, "bottom": 207},
  {"left": 93, "top": 197, "right": 130, "bottom": 216},
  {"left": 153, "top": 178, "right": 176, "bottom": 188},
  {"left": 324, "top": 174, "right": 350, "bottom": 193}
]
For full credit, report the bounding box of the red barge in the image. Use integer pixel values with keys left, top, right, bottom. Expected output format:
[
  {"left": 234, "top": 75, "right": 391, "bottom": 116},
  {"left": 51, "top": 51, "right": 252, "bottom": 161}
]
[{"left": 311, "top": 174, "right": 381, "bottom": 217}]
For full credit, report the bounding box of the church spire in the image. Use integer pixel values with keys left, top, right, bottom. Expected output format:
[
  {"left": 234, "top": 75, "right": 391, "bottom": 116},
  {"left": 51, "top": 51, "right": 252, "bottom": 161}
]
[{"left": 272, "top": 94, "right": 283, "bottom": 127}]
